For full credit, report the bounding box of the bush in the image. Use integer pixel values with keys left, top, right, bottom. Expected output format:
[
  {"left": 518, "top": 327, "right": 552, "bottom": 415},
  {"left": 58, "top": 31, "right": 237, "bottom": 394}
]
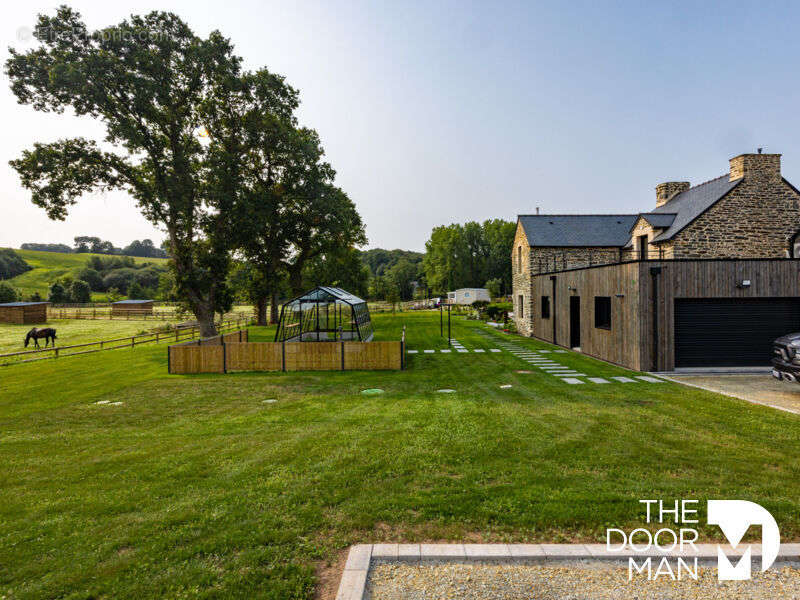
[
  {"left": 48, "top": 282, "right": 68, "bottom": 303},
  {"left": 0, "top": 282, "right": 19, "bottom": 303},
  {"left": 77, "top": 267, "right": 104, "bottom": 291},
  {"left": 102, "top": 268, "right": 139, "bottom": 293},
  {"left": 106, "top": 287, "right": 123, "bottom": 303},
  {"left": 0, "top": 249, "right": 32, "bottom": 280},
  {"left": 69, "top": 280, "right": 92, "bottom": 303},
  {"left": 485, "top": 278, "right": 502, "bottom": 299},
  {"left": 127, "top": 281, "right": 147, "bottom": 300},
  {"left": 485, "top": 302, "right": 512, "bottom": 321}
]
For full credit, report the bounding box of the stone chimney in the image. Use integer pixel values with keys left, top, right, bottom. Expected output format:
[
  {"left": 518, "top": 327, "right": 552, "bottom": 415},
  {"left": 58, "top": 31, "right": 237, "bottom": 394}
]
[
  {"left": 729, "top": 152, "right": 781, "bottom": 182},
  {"left": 655, "top": 181, "right": 690, "bottom": 207}
]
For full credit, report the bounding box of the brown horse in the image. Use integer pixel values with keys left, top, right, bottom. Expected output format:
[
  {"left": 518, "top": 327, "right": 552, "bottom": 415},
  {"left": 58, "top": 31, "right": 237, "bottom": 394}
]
[{"left": 24, "top": 327, "right": 57, "bottom": 349}]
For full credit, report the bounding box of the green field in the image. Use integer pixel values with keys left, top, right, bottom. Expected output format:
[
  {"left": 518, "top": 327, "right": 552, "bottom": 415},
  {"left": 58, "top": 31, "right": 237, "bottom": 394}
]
[
  {"left": 0, "top": 318, "right": 182, "bottom": 356},
  {"left": 1, "top": 312, "right": 798, "bottom": 598},
  {"left": 1, "top": 249, "right": 168, "bottom": 300}
]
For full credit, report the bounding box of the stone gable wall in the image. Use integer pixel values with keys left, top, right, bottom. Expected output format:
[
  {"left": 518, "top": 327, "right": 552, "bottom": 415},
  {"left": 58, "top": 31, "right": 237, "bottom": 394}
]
[{"left": 669, "top": 177, "right": 800, "bottom": 258}]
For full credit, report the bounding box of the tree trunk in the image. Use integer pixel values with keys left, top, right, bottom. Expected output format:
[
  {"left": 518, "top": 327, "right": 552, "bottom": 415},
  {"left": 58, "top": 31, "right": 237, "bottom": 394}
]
[
  {"left": 256, "top": 296, "right": 268, "bottom": 326},
  {"left": 270, "top": 290, "right": 279, "bottom": 324},
  {"left": 195, "top": 301, "right": 218, "bottom": 338}
]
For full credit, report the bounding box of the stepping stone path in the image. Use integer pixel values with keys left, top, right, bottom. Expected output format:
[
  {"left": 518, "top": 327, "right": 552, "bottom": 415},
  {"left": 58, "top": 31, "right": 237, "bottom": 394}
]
[
  {"left": 263, "top": 399, "right": 277, "bottom": 403},
  {"left": 361, "top": 389, "right": 385, "bottom": 395},
  {"left": 477, "top": 327, "right": 668, "bottom": 386},
  {"left": 408, "top": 337, "right": 502, "bottom": 355},
  {"left": 499, "top": 384, "right": 512, "bottom": 389},
  {"left": 436, "top": 389, "right": 457, "bottom": 393}
]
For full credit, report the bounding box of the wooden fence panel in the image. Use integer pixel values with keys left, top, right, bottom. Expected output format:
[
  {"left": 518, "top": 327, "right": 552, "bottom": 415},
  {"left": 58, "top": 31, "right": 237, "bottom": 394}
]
[
  {"left": 226, "top": 342, "right": 283, "bottom": 371},
  {"left": 169, "top": 345, "right": 224, "bottom": 374},
  {"left": 284, "top": 342, "right": 341, "bottom": 371},
  {"left": 343, "top": 341, "right": 402, "bottom": 370}
]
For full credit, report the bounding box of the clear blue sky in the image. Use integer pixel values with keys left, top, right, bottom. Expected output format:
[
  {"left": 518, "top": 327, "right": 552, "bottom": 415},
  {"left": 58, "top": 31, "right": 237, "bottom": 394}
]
[{"left": 3, "top": 0, "right": 800, "bottom": 251}]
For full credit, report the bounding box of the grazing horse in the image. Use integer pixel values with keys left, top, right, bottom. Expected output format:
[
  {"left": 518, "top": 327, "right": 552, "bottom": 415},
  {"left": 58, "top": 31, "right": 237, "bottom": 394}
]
[{"left": 24, "top": 327, "right": 57, "bottom": 349}]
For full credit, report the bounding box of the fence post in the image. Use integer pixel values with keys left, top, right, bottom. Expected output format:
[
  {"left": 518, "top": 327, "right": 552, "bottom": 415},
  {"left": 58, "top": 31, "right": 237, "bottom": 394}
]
[
  {"left": 222, "top": 340, "right": 227, "bottom": 374},
  {"left": 341, "top": 341, "right": 345, "bottom": 371},
  {"left": 54, "top": 348, "right": 59, "bottom": 358},
  {"left": 282, "top": 342, "right": 286, "bottom": 372}
]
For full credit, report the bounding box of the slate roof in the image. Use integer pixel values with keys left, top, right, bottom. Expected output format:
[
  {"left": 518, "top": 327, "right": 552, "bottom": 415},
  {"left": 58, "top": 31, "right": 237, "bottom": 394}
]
[
  {"left": 112, "top": 299, "right": 154, "bottom": 304},
  {"left": 650, "top": 175, "right": 742, "bottom": 242},
  {"left": 518, "top": 215, "right": 639, "bottom": 247},
  {"left": 519, "top": 174, "right": 743, "bottom": 248},
  {"left": 636, "top": 213, "right": 677, "bottom": 230}
]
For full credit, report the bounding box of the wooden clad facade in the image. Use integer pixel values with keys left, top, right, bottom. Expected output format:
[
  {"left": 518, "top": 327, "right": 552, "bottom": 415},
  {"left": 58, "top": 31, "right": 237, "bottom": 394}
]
[
  {"left": 0, "top": 302, "right": 49, "bottom": 324},
  {"left": 528, "top": 259, "right": 800, "bottom": 371}
]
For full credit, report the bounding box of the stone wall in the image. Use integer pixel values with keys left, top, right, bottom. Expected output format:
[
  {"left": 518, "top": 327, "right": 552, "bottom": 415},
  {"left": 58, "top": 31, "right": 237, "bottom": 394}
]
[
  {"left": 511, "top": 223, "right": 534, "bottom": 335},
  {"left": 669, "top": 177, "right": 800, "bottom": 258}
]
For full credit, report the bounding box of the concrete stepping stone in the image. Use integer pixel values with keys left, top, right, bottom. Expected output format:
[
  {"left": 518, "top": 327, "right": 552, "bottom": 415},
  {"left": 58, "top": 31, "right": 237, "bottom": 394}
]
[
  {"left": 407, "top": 350, "right": 418, "bottom": 354},
  {"left": 456, "top": 349, "right": 468, "bottom": 353},
  {"left": 110, "top": 401, "right": 124, "bottom": 406},
  {"left": 588, "top": 377, "right": 610, "bottom": 384},
  {"left": 499, "top": 384, "right": 512, "bottom": 389},
  {"left": 515, "top": 370, "right": 532, "bottom": 374},
  {"left": 263, "top": 399, "right": 277, "bottom": 403},
  {"left": 423, "top": 350, "right": 435, "bottom": 354},
  {"left": 436, "top": 389, "right": 457, "bottom": 393},
  {"left": 612, "top": 376, "right": 636, "bottom": 383},
  {"left": 637, "top": 376, "right": 665, "bottom": 383},
  {"left": 562, "top": 378, "right": 585, "bottom": 384},
  {"left": 554, "top": 350, "right": 568, "bottom": 353},
  {"left": 489, "top": 349, "right": 501, "bottom": 352},
  {"left": 361, "top": 388, "right": 384, "bottom": 395},
  {"left": 539, "top": 350, "right": 552, "bottom": 353},
  {"left": 473, "top": 349, "right": 485, "bottom": 353},
  {"left": 95, "top": 400, "right": 110, "bottom": 405},
  {"left": 440, "top": 349, "right": 451, "bottom": 353}
]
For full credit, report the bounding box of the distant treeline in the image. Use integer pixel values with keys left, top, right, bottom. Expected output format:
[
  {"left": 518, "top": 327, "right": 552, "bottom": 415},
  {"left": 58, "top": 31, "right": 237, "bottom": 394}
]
[{"left": 22, "top": 237, "right": 168, "bottom": 258}]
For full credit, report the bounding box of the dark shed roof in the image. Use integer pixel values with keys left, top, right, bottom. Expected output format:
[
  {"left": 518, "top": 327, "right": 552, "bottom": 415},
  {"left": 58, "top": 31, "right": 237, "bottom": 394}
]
[
  {"left": 0, "top": 302, "right": 49, "bottom": 307},
  {"left": 650, "top": 175, "right": 742, "bottom": 242},
  {"left": 112, "top": 299, "right": 154, "bottom": 304},
  {"left": 518, "top": 215, "right": 639, "bottom": 247}
]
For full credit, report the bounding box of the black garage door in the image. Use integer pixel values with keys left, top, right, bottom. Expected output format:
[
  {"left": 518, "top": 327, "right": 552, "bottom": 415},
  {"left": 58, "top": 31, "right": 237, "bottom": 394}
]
[{"left": 674, "top": 298, "right": 800, "bottom": 368}]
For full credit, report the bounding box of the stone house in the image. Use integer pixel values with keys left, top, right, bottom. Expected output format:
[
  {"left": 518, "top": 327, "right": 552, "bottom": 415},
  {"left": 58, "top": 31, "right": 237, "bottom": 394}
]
[{"left": 512, "top": 152, "right": 800, "bottom": 370}]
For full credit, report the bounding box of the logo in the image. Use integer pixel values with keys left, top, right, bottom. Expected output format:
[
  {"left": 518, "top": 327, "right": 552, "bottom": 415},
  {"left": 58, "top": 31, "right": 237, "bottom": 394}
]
[
  {"left": 607, "top": 499, "right": 780, "bottom": 582},
  {"left": 708, "top": 500, "right": 780, "bottom": 580}
]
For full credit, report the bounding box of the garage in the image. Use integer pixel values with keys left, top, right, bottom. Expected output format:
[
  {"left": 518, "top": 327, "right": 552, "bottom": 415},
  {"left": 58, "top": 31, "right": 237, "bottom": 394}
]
[{"left": 674, "top": 298, "right": 800, "bottom": 368}]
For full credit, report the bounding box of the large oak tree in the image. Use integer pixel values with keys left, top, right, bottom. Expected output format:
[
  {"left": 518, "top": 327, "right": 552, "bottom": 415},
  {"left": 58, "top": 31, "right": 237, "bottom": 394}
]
[{"left": 6, "top": 7, "right": 296, "bottom": 336}]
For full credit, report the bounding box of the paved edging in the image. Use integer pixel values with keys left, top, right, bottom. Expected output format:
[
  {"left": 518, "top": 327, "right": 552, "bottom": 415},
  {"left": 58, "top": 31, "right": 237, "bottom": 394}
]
[{"left": 335, "top": 542, "right": 800, "bottom": 600}]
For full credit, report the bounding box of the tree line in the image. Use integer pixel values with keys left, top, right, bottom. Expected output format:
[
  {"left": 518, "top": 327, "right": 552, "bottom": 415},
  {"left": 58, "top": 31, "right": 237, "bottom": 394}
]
[{"left": 22, "top": 238, "right": 168, "bottom": 258}]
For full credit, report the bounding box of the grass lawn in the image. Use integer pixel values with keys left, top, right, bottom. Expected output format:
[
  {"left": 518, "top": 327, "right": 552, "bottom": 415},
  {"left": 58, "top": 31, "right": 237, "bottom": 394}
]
[
  {"left": 3, "top": 249, "right": 167, "bottom": 300},
  {"left": 0, "top": 312, "right": 798, "bottom": 598}
]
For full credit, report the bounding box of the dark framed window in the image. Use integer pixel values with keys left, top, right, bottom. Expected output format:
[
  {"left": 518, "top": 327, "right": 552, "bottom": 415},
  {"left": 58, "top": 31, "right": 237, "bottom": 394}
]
[
  {"left": 517, "top": 295, "right": 524, "bottom": 318},
  {"left": 541, "top": 296, "right": 550, "bottom": 319},
  {"left": 594, "top": 296, "right": 611, "bottom": 329}
]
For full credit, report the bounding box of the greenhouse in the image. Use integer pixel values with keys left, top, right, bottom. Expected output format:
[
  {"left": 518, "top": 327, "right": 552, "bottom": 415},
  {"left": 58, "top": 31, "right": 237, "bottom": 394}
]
[{"left": 274, "top": 286, "right": 373, "bottom": 342}]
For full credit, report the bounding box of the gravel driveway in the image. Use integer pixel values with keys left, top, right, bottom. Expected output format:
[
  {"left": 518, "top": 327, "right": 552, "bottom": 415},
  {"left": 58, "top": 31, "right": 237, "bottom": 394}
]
[
  {"left": 667, "top": 373, "right": 800, "bottom": 414},
  {"left": 366, "top": 561, "right": 800, "bottom": 599}
]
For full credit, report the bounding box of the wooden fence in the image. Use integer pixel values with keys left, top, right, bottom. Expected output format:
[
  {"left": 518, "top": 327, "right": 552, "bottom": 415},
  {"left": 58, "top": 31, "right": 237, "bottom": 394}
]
[
  {"left": 0, "top": 317, "right": 252, "bottom": 367},
  {"left": 47, "top": 306, "right": 255, "bottom": 322},
  {"left": 168, "top": 335, "right": 404, "bottom": 374}
]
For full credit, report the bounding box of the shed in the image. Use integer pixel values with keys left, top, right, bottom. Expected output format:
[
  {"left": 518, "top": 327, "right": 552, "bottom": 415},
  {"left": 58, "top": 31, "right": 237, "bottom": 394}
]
[
  {"left": 447, "top": 288, "right": 491, "bottom": 305},
  {"left": 0, "top": 301, "right": 49, "bottom": 324},
  {"left": 275, "top": 286, "right": 373, "bottom": 342},
  {"left": 111, "top": 299, "right": 154, "bottom": 316}
]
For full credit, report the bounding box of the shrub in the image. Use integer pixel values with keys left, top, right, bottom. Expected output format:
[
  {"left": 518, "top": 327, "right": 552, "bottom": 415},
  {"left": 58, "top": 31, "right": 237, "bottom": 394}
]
[
  {"left": 0, "top": 282, "right": 19, "bottom": 303},
  {"left": 48, "top": 282, "right": 68, "bottom": 303},
  {"left": 127, "top": 281, "right": 147, "bottom": 300},
  {"left": 485, "top": 278, "right": 502, "bottom": 299},
  {"left": 0, "top": 249, "right": 32, "bottom": 280},
  {"left": 485, "top": 302, "right": 512, "bottom": 321},
  {"left": 102, "top": 268, "right": 138, "bottom": 293},
  {"left": 69, "top": 280, "right": 92, "bottom": 303},
  {"left": 77, "top": 267, "right": 104, "bottom": 291},
  {"left": 106, "top": 287, "right": 123, "bottom": 303}
]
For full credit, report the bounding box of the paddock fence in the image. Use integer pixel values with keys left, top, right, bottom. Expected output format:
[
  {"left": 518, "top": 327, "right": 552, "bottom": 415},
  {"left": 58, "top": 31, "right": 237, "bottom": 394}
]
[
  {"left": 0, "top": 316, "right": 253, "bottom": 367},
  {"left": 168, "top": 332, "right": 404, "bottom": 374},
  {"left": 47, "top": 305, "right": 256, "bottom": 322}
]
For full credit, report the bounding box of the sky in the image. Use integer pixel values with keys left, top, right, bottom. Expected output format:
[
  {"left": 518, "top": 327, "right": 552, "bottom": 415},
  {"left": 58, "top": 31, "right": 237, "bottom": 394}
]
[{"left": 3, "top": 0, "right": 800, "bottom": 253}]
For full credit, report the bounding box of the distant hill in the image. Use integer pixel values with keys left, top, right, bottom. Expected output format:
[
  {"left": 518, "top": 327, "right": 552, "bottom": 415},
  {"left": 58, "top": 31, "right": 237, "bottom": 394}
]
[{"left": 2, "top": 249, "right": 168, "bottom": 300}]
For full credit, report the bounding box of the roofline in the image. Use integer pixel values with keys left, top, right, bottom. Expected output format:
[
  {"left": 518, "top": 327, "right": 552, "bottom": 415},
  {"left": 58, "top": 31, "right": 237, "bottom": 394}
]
[
  {"left": 531, "top": 257, "right": 800, "bottom": 277},
  {"left": 650, "top": 177, "right": 743, "bottom": 243},
  {"left": 517, "top": 213, "right": 638, "bottom": 217},
  {"left": 628, "top": 212, "right": 677, "bottom": 233}
]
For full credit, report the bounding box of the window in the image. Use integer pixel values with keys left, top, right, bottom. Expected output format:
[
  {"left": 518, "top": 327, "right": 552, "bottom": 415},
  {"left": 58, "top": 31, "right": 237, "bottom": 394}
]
[
  {"left": 518, "top": 295, "right": 524, "bottom": 318},
  {"left": 594, "top": 296, "right": 611, "bottom": 329},
  {"left": 465, "top": 291, "right": 470, "bottom": 297},
  {"left": 517, "top": 246, "right": 522, "bottom": 272},
  {"left": 541, "top": 296, "right": 550, "bottom": 319}
]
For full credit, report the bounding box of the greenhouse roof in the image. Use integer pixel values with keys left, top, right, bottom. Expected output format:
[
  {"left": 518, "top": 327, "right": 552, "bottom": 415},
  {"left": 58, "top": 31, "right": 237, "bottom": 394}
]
[{"left": 289, "top": 286, "right": 366, "bottom": 306}]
